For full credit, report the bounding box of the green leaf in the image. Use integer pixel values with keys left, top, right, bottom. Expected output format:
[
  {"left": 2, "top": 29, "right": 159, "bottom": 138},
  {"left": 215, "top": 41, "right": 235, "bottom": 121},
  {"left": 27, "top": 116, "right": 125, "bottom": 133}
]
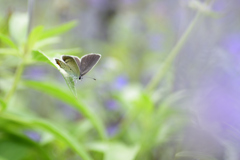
[
  {"left": 31, "top": 50, "right": 54, "bottom": 66},
  {"left": 0, "top": 156, "right": 7, "bottom": 160},
  {"left": 0, "top": 98, "right": 6, "bottom": 112},
  {"left": 0, "top": 33, "right": 17, "bottom": 49},
  {"left": 27, "top": 26, "right": 44, "bottom": 50},
  {"left": 0, "top": 48, "right": 19, "bottom": 56},
  {"left": 23, "top": 80, "right": 107, "bottom": 140},
  {"left": 0, "top": 129, "right": 51, "bottom": 160},
  {"left": 0, "top": 140, "right": 29, "bottom": 160},
  {"left": 105, "top": 143, "right": 139, "bottom": 160},
  {"left": 61, "top": 73, "right": 77, "bottom": 97},
  {"left": 1, "top": 113, "right": 93, "bottom": 160},
  {"left": 46, "top": 48, "right": 82, "bottom": 56},
  {"left": 39, "top": 21, "right": 77, "bottom": 40},
  {"left": 9, "top": 12, "right": 28, "bottom": 44},
  {"left": 32, "top": 120, "right": 92, "bottom": 160},
  {"left": 88, "top": 142, "right": 140, "bottom": 160},
  {"left": 34, "top": 37, "right": 61, "bottom": 49},
  {"left": 31, "top": 50, "right": 77, "bottom": 97}
]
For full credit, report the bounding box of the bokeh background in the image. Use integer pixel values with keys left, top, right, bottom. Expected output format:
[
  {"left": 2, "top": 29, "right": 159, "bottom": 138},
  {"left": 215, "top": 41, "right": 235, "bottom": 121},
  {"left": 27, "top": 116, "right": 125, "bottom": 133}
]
[{"left": 0, "top": 0, "right": 240, "bottom": 160}]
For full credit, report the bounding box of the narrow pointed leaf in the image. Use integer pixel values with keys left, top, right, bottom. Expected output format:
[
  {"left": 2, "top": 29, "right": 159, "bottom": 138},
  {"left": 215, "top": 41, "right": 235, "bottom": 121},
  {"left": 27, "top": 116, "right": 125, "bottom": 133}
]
[
  {"left": 0, "top": 113, "right": 92, "bottom": 160},
  {"left": 31, "top": 50, "right": 77, "bottom": 97},
  {"left": 34, "top": 37, "right": 61, "bottom": 49},
  {"left": 31, "top": 50, "right": 54, "bottom": 66},
  {"left": 46, "top": 48, "right": 81, "bottom": 56},
  {"left": 23, "top": 80, "right": 107, "bottom": 140},
  {"left": 0, "top": 98, "right": 6, "bottom": 111},
  {"left": 0, "top": 33, "right": 17, "bottom": 49},
  {"left": 39, "top": 21, "right": 77, "bottom": 40},
  {"left": 27, "top": 26, "right": 44, "bottom": 49}
]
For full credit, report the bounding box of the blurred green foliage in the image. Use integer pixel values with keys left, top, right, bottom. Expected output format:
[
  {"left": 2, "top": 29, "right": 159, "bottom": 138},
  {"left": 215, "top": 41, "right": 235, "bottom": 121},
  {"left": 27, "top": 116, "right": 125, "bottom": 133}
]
[{"left": 0, "top": 0, "right": 228, "bottom": 160}]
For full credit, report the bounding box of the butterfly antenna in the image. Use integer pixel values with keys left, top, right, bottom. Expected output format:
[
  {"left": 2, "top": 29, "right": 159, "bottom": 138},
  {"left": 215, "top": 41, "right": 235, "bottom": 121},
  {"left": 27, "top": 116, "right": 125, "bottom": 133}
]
[{"left": 85, "top": 76, "right": 96, "bottom": 81}]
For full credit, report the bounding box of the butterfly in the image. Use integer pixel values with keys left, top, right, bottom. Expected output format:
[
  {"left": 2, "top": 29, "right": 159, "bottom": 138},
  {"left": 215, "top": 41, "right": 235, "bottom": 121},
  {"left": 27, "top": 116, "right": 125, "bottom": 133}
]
[{"left": 55, "top": 53, "right": 101, "bottom": 80}]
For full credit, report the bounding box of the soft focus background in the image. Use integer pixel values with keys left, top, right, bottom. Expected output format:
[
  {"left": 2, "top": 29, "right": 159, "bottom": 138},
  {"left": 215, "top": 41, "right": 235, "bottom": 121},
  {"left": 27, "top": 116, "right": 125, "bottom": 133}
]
[{"left": 0, "top": 0, "right": 239, "bottom": 160}]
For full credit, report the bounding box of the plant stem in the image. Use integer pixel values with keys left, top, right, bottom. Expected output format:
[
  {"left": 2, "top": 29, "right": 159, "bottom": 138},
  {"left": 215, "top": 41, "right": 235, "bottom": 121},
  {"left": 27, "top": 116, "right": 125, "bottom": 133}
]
[
  {"left": 146, "top": 11, "right": 202, "bottom": 92},
  {"left": 4, "top": 0, "right": 34, "bottom": 104},
  {"left": 4, "top": 57, "right": 26, "bottom": 103}
]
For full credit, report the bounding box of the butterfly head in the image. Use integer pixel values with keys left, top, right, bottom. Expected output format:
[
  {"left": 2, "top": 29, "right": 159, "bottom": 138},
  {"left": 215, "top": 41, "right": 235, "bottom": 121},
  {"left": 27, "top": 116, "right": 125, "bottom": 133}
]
[{"left": 79, "top": 75, "right": 83, "bottom": 81}]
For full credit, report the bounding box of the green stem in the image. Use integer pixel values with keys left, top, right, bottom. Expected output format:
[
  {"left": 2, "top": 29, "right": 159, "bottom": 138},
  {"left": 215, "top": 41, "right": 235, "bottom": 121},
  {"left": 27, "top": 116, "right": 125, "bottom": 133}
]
[
  {"left": 4, "top": 0, "right": 34, "bottom": 104},
  {"left": 146, "top": 11, "right": 202, "bottom": 92},
  {"left": 4, "top": 58, "right": 26, "bottom": 103}
]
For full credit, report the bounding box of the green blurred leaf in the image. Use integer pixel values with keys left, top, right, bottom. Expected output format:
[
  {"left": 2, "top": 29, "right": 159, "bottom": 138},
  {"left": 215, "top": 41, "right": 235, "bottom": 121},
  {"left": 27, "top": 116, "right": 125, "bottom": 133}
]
[
  {"left": 0, "top": 140, "right": 29, "bottom": 160},
  {"left": 0, "top": 48, "right": 18, "bottom": 56},
  {"left": 62, "top": 74, "right": 77, "bottom": 97},
  {"left": 24, "top": 80, "right": 78, "bottom": 107},
  {"left": 88, "top": 142, "right": 139, "bottom": 160},
  {"left": 34, "top": 37, "right": 61, "bottom": 49},
  {"left": 31, "top": 50, "right": 54, "bottom": 66},
  {"left": 46, "top": 48, "right": 82, "bottom": 56},
  {"left": 134, "top": 92, "right": 154, "bottom": 114},
  {"left": 0, "top": 98, "right": 6, "bottom": 112},
  {"left": 39, "top": 21, "right": 77, "bottom": 40},
  {"left": 0, "top": 156, "right": 7, "bottom": 160},
  {"left": 27, "top": 26, "right": 44, "bottom": 50},
  {"left": 0, "top": 129, "right": 51, "bottom": 160},
  {"left": 31, "top": 50, "right": 77, "bottom": 97},
  {"left": 1, "top": 113, "right": 92, "bottom": 160},
  {"left": 23, "top": 80, "right": 107, "bottom": 140},
  {"left": 9, "top": 12, "right": 28, "bottom": 44},
  {"left": 105, "top": 143, "right": 139, "bottom": 160},
  {"left": 0, "top": 33, "right": 17, "bottom": 49},
  {"left": 32, "top": 120, "right": 92, "bottom": 160}
]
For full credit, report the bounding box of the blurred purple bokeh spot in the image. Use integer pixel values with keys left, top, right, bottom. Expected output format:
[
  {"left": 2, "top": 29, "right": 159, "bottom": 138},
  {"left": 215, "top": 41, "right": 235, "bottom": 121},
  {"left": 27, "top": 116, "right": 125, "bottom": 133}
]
[
  {"left": 200, "top": 70, "right": 240, "bottom": 139},
  {"left": 105, "top": 99, "right": 119, "bottom": 110},
  {"left": 107, "top": 123, "right": 119, "bottom": 137},
  {"left": 224, "top": 33, "right": 240, "bottom": 56},
  {"left": 24, "top": 66, "right": 47, "bottom": 80},
  {"left": 212, "top": 0, "right": 227, "bottom": 12},
  {"left": 113, "top": 75, "right": 128, "bottom": 90},
  {"left": 24, "top": 130, "right": 41, "bottom": 142},
  {"left": 58, "top": 102, "right": 82, "bottom": 121}
]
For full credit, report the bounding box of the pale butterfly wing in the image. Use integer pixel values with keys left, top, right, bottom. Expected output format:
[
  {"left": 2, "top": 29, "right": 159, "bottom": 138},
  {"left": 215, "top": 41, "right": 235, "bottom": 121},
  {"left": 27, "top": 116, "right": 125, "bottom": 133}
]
[
  {"left": 73, "top": 56, "right": 81, "bottom": 70},
  {"left": 79, "top": 53, "right": 101, "bottom": 77},
  {"left": 62, "top": 55, "right": 80, "bottom": 78},
  {"left": 55, "top": 59, "right": 75, "bottom": 76}
]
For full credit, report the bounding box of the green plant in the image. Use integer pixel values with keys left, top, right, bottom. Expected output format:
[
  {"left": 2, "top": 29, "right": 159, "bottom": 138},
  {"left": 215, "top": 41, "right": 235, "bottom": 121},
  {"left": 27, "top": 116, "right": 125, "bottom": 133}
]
[{"left": 0, "top": 0, "right": 215, "bottom": 159}]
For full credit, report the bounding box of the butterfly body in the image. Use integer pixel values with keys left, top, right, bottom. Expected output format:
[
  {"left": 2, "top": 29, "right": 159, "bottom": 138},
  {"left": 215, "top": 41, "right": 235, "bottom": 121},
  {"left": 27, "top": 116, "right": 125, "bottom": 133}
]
[{"left": 55, "top": 53, "right": 101, "bottom": 80}]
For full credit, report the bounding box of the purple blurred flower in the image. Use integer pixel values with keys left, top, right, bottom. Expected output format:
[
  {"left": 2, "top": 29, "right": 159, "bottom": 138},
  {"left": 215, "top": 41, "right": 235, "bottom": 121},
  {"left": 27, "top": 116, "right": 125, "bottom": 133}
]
[
  {"left": 24, "top": 66, "right": 47, "bottom": 80},
  {"left": 113, "top": 75, "right": 128, "bottom": 90},
  {"left": 105, "top": 99, "right": 119, "bottom": 110},
  {"left": 224, "top": 33, "right": 240, "bottom": 56},
  {"left": 107, "top": 124, "right": 119, "bottom": 137},
  {"left": 199, "top": 71, "right": 240, "bottom": 139},
  {"left": 24, "top": 130, "right": 41, "bottom": 142},
  {"left": 212, "top": 0, "right": 227, "bottom": 12},
  {"left": 58, "top": 103, "right": 81, "bottom": 121}
]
